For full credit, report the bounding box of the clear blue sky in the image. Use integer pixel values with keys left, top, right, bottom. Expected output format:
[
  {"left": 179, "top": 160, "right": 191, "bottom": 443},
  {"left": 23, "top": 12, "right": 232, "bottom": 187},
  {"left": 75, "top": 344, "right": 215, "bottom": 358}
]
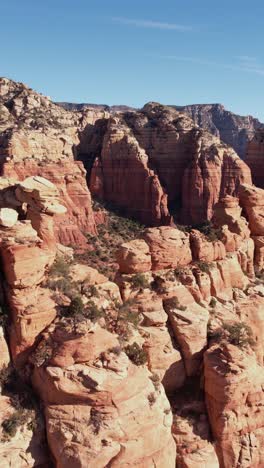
[{"left": 1, "top": 0, "right": 264, "bottom": 120}]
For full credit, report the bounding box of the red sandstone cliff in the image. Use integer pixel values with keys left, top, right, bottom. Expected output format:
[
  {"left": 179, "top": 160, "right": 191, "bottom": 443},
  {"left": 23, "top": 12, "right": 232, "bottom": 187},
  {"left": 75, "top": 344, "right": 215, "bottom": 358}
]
[
  {"left": 90, "top": 103, "right": 252, "bottom": 226},
  {"left": 0, "top": 77, "right": 101, "bottom": 246},
  {"left": 245, "top": 128, "right": 264, "bottom": 188}
]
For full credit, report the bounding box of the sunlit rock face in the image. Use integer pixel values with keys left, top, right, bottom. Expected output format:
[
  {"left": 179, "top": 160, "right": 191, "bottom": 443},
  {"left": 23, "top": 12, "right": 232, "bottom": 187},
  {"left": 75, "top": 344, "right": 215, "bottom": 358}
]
[
  {"left": 176, "top": 102, "right": 263, "bottom": 159},
  {"left": 0, "top": 77, "right": 100, "bottom": 246},
  {"left": 32, "top": 323, "right": 176, "bottom": 468},
  {"left": 90, "top": 102, "right": 251, "bottom": 226},
  {"left": 245, "top": 128, "right": 264, "bottom": 188}
]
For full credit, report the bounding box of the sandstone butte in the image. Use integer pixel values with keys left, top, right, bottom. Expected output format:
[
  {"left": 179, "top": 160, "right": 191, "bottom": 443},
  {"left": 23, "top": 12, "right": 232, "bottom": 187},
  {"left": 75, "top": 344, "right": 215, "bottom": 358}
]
[{"left": 0, "top": 77, "right": 263, "bottom": 468}]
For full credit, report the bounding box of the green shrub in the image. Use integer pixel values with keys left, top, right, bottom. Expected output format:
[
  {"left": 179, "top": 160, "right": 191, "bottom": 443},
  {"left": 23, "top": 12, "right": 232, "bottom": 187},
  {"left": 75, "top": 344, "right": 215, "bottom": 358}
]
[
  {"left": 165, "top": 296, "right": 187, "bottom": 311},
  {"left": 209, "top": 297, "right": 217, "bottom": 308},
  {"left": 117, "top": 300, "right": 140, "bottom": 327},
  {"left": 32, "top": 341, "right": 53, "bottom": 367},
  {"left": 174, "top": 224, "right": 190, "bottom": 233},
  {"left": 84, "top": 301, "right": 104, "bottom": 321},
  {"left": 223, "top": 322, "right": 255, "bottom": 349},
  {"left": 0, "top": 304, "right": 9, "bottom": 328},
  {"left": 130, "top": 273, "right": 149, "bottom": 290},
  {"left": 195, "top": 261, "right": 213, "bottom": 274},
  {"left": 150, "top": 277, "right": 167, "bottom": 294},
  {"left": 195, "top": 222, "right": 221, "bottom": 242},
  {"left": 89, "top": 408, "right": 102, "bottom": 434},
  {"left": 124, "top": 342, "right": 147, "bottom": 366},
  {"left": 0, "top": 365, "right": 37, "bottom": 410},
  {"left": 49, "top": 256, "right": 71, "bottom": 277},
  {"left": 2, "top": 409, "right": 28, "bottom": 437},
  {"left": 68, "top": 296, "right": 84, "bottom": 316},
  {"left": 46, "top": 277, "right": 78, "bottom": 299},
  {"left": 85, "top": 285, "right": 100, "bottom": 298},
  {"left": 147, "top": 392, "right": 156, "bottom": 407},
  {"left": 150, "top": 373, "right": 160, "bottom": 390}
]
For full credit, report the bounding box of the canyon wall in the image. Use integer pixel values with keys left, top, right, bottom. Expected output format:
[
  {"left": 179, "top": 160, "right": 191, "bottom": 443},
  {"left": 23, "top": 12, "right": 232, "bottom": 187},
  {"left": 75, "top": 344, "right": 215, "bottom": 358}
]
[{"left": 90, "top": 102, "right": 252, "bottom": 225}]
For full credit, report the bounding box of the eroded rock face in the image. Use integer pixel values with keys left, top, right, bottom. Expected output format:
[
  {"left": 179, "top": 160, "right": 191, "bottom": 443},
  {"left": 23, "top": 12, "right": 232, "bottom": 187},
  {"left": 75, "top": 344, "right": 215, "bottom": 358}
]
[
  {"left": 172, "top": 400, "right": 219, "bottom": 468},
  {"left": 0, "top": 222, "right": 57, "bottom": 364},
  {"left": 90, "top": 114, "right": 171, "bottom": 225},
  {"left": 190, "top": 230, "right": 226, "bottom": 263},
  {"left": 143, "top": 227, "right": 192, "bottom": 271},
  {"left": 165, "top": 300, "right": 209, "bottom": 376},
  {"left": 0, "top": 395, "right": 50, "bottom": 467},
  {"left": 90, "top": 102, "right": 252, "bottom": 226},
  {"left": 2, "top": 160, "right": 96, "bottom": 247},
  {"left": 0, "top": 77, "right": 99, "bottom": 246},
  {"left": 239, "top": 183, "right": 264, "bottom": 272},
  {"left": 32, "top": 323, "right": 176, "bottom": 468},
  {"left": 239, "top": 184, "right": 264, "bottom": 236},
  {"left": 116, "top": 239, "right": 151, "bottom": 274},
  {"left": 0, "top": 175, "right": 66, "bottom": 364},
  {"left": 245, "top": 128, "right": 264, "bottom": 188},
  {"left": 204, "top": 343, "right": 264, "bottom": 468},
  {"left": 176, "top": 103, "right": 263, "bottom": 159}
]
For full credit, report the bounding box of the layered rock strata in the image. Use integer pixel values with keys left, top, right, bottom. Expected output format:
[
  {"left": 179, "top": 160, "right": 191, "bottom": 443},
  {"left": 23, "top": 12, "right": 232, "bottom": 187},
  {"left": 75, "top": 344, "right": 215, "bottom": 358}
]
[{"left": 90, "top": 103, "right": 252, "bottom": 225}]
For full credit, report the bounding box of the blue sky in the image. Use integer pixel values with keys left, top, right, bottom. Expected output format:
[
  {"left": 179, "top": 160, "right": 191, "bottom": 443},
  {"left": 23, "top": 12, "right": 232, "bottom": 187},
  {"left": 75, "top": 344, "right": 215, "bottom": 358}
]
[{"left": 1, "top": 0, "right": 264, "bottom": 120}]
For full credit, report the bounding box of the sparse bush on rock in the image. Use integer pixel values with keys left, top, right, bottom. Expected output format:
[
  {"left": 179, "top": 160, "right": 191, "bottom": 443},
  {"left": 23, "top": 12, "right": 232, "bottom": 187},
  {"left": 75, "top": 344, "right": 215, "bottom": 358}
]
[
  {"left": 130, "top": 273, "right": 149, "bottom": 290},
  {"left": 124, "top": 342, "right": 148, "bottom": 366},
  {"left": 222, "top": 322, "right": 255, "bottom": 349},
  {"left": 68, "top": 296, "right": 84, "bottom": 316}
]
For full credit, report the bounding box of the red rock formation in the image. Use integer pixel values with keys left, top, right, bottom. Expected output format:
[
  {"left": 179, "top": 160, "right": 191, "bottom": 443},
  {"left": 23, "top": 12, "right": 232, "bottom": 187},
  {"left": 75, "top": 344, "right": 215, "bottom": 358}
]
[
  {"left": 32, "top": 322, "right": 176, "bottom": 467},
  {"left": 0, "top": 176, "right": 66, "bottom": 364},
  {"left": 245, "top": 129, "right": 264, "bottom": 188},
  {"left": 0, "top": 395, "right": 49, "bottom": 466},
  {"left": 0, "top": 222, "right": 56, "bottom": 365},
  {"left": 165, "top": 300, "right": 209, "bottom": 376},
  {"left": 182, "top": 134, "right": 252, "bottom": 224},
  {"left": 116, "top": 239, "right": 151, "bottom": 274},
  {"left": 90, "top": 103, "right": 251, "bottom": 226},
  {"left": 239, "top": 183, "right": 264, "bottom": 272},
  {"left": 190, "top": 230, "right": 226, "bottom": 263},
  {"left": 90, "top": 115, "right": 171, "bottom": 225},
  {"left": 172, "top": 400, "right": 219, "bottom": 468},
  {"left": 204, "top": 343, "right": 264, "bottom": 468},
  {"left": 0, "top": 77, "right": 99, "bottom": 247},
  {"left": 143, "top": 227, "right": 192, "bottom": 270},
  {"left": 2, "top": 160, "right": 96, "bottom": 246}
]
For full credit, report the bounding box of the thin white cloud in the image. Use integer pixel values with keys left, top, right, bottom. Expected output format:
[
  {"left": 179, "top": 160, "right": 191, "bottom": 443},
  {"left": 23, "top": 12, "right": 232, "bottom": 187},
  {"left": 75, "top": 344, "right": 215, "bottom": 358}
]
[
  {"left": 149, "top": 54, "right": 264, "bottom": 76},
  {"left": 112, "top": 17, "right": 192, "bottom": 32},
  {"left": 236, "top": 55, "right": 257, "bottom": 63}
]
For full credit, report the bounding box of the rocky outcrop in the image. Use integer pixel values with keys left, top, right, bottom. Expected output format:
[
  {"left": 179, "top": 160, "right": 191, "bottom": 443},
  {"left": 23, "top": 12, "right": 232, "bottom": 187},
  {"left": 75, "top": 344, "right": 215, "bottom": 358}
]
[
  {"left": 190, "top": 230, "right": 226, "bottom": 263},
  {"left": 90, "top": 114, "right": 171, "bottom": 225},
  {"left": 116, "top": 225, "right": 251, "bottom": 295},
  {"left": 2, "top": 160, "right": 97, "bottom": 246},
  {"left": 32, "top": 322, "right": 176, "bottom": 467},
  {"left": 245, "top": 128, "right": 264, "bottom": 188},
  {"left": 239, "top": 183, "right": 264, "bottom": 272},
  {"left": 204, "top": 343, "right": 264, "bottom": 468},
  {"left": 165, "top": 300, "right": 209, "bottom": 376},
  {"left": 116, "top": 239, "right": 151, "bottom": 274},
  {"left": 143, "top": 227, "right": 192, "bottom": 270},
  {"left": 90, "top": 102, "right": 252, "bottom": 226},
  {"left": 172, "top": 400, "right": 219, "bottom": 468},
  {"left": 175, "top": 103, "right": 263, "bottom": 159},
  {"left": 0, "top": 176, "right": 66, "bottom": 364},
  {"left": 0, "top": 395, "right": 50, "bottom": 467},
  {"left": 0, "top": 77, "right": 99, "bottom": 246},
  {"left": 60, "top": 101, "right": 264, "bottom": 160}
]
